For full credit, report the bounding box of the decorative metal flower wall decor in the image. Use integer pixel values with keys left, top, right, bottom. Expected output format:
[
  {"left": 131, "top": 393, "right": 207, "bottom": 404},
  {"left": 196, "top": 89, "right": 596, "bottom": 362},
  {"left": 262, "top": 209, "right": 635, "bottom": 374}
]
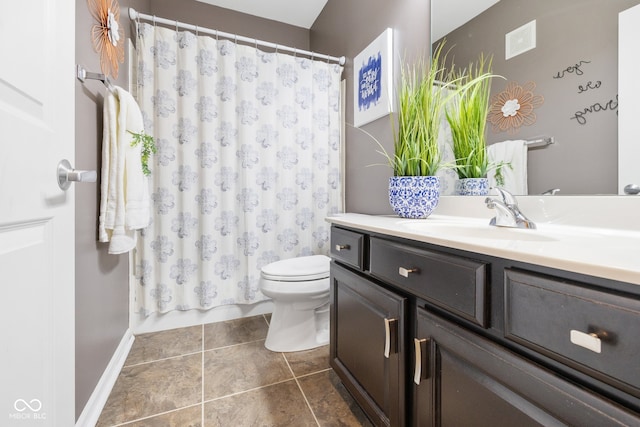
[
  {"left": 488, "top": 81, "right": 544, "bottom": 134},
  {"left": 88, "top": 0, "right": 125, "bottom": 78}
]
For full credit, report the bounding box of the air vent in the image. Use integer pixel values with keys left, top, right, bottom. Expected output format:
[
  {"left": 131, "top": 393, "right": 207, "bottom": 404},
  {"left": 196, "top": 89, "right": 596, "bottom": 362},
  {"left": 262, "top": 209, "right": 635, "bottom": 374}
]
[{"left": 505, "top": 20, "right": 536, "bottom": 60}]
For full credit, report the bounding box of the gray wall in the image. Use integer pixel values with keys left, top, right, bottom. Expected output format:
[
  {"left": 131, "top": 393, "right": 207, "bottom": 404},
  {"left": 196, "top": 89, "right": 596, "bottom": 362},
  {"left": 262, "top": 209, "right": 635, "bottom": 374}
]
[
  {"left": 75, "top": 0, "right": 149, "bottom": 418},
  {"left": 440, "top": 0, "right": 638, "bottom": 195},
  {"left": 74, "top": 0, "right": 310, "bottom": 418},
  {"left": 311, "top": 0, "right": 432, "bottom": 214}
]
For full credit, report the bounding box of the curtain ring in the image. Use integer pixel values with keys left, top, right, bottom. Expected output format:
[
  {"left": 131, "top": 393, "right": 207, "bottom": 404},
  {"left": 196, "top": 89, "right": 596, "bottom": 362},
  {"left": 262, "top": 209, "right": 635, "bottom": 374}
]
[
  {"left": 152, "top": 15, "right": 156, "bottom": 27},
  {"left": 175, "top": 19, "right": 179, "bottom": 33},
  {"left": 275, "top": 44, "right": 279, "bottom": 55},
  {"left": 195, "top": 25, "right": 198, "bottom": 37},
  {"left": 134, "top": 10, "right": 141, "bottom": 37},
  {"left": 293, "top": 48, "right": 297, "bottom": 58}
]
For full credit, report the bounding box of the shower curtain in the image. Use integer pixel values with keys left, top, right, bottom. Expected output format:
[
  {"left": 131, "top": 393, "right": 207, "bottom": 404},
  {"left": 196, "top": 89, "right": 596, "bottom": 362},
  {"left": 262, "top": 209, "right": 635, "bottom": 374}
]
[{"left": 134, "top": 23, "right": 343, "bottom": 315}]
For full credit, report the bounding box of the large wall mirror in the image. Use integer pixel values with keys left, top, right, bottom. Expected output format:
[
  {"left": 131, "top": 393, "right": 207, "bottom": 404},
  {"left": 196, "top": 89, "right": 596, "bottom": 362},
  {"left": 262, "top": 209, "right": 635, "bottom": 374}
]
[{"left": 432, "top": 0, "right": 640, "bottom": 195}]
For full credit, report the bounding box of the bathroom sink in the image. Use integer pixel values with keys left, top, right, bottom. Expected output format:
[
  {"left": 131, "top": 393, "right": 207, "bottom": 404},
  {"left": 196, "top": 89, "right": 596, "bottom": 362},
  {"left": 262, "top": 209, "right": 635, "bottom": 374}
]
[{"left": 399, "top": 220, "right": 557, "bottom": 242}]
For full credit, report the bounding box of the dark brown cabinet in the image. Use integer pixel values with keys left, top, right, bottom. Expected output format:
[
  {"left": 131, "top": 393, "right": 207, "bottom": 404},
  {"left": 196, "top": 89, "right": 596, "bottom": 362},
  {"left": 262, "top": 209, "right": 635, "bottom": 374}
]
[
  {"left": 414, "top": 307, "right": 640, "bottom": 427},
  {"left": 330, "top": 262, "right": 407, "bottom": 427},
  {"left": 329, "top": 225, "right": 640, "bottom": 427}
]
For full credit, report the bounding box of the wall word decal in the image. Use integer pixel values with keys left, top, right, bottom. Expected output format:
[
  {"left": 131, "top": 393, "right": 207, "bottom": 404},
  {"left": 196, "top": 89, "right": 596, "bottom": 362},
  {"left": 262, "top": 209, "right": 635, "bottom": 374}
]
[
  {"left": 578, "top": 80, "right": 602, "bottom": 94},
  {"left": 570, "top": 95, "right": 618, "bottom": 125},
  {"left": 358, "top": 54, "right": 382, "bottom": 111},
  {"left": 553, "top": 60, "right": 591, "bottom": 79}
]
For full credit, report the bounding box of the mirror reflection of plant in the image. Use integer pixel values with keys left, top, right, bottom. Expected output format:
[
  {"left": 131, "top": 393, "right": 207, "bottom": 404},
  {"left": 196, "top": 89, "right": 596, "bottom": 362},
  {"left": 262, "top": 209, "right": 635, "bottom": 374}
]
[{"left": 445, "top": 53, "right": 505, "bottom": 179}]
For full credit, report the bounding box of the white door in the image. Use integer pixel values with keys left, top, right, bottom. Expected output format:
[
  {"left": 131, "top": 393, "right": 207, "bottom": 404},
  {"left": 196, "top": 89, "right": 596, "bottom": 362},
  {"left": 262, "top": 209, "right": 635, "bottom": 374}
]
[
  {"left": 618, "top": 4, "right": 640, "bottom": 194},
  {"left": 0, "top": 1, "right": 75, "bottom": 426}
]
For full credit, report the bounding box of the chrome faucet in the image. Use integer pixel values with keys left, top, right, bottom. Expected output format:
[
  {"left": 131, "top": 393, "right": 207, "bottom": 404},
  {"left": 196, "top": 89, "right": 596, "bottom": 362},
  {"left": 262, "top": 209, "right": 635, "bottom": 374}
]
[
  {"left": 542, "top": 188, "right": 561, "bottom": 195},
  {"left": 484, "top": 188, "right": 536, "bottom": 229}
]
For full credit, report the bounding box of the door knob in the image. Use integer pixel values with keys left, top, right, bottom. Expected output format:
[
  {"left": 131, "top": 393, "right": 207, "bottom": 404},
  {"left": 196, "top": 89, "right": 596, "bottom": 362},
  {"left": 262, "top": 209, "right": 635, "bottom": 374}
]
[
  {"left": 623, "top": 184, "right": 640, "bottom": 195},
  {"left": 57, "top": 159, "right": 97, "bottom": 190}
]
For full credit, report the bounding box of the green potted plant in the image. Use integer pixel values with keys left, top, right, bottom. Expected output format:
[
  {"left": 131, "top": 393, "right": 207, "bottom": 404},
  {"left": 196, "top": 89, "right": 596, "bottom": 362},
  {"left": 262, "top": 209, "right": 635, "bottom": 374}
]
[
  {"left": 445, "top": 54, "right": 502, "bottom": 195},
  {"left": 384, "top": 43, "right": 453, "bottom": 218}
]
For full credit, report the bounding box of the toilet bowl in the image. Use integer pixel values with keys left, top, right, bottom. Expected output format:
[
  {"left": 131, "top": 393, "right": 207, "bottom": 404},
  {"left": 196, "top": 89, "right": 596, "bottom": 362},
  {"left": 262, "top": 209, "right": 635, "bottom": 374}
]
[{"left": 260, "top": 255, "right": 331, "bottom": 352}]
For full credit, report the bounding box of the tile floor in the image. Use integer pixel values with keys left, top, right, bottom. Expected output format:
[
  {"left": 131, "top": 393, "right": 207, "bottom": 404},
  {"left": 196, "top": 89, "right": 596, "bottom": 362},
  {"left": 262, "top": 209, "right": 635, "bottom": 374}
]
[{"left": 96, "top": 315, "right": 372, "bottom": 426}]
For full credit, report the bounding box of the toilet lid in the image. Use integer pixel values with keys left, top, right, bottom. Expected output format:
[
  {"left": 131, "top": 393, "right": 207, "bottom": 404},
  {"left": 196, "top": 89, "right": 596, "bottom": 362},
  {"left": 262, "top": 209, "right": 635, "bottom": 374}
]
[{"left": 261, "top": 255, "right": 330, "bottom": 281}]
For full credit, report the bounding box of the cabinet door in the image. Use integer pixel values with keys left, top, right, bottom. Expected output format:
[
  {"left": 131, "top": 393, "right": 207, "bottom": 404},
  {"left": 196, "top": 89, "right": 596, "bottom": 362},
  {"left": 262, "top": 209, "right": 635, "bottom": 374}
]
[
  {"left": 413, "top": 307, "right": 640, "bottom": 427},
  {"left": 330, "top": 262, "right": 407, "bottom": 427}
]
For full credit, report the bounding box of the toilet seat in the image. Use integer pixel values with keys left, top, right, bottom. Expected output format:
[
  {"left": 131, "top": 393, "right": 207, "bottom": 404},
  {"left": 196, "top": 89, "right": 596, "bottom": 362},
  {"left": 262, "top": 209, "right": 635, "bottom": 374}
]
[
  {"left": 260, "top": 276, "right": 329, "bottom": 294},
  {"left": 260, "top": 255, "right": 330, "bottom": 282}
]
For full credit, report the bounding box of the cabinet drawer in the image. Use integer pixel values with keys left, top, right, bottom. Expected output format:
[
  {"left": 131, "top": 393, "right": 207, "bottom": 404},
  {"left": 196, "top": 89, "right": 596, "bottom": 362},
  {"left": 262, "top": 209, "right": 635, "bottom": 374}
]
[
  {"left": 330, "top": 227, "right": 365, "bottom": 270},
  {"left": 505, "top": 269, "right": 640, "bottom": 399},
  {"left": 370, "top": 237, "right": 488, "bottom": 327}
]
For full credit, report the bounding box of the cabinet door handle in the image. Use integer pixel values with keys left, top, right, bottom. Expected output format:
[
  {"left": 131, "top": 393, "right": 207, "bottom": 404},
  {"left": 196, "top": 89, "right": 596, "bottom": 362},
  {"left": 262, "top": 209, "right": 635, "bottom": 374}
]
[
  {"left": 384, "top": 318, "right": 398, "bottom": 358},
  {"left": 570, "top": 329, "right": 603, "bottom": 354},
  {"left": 335, "top": 244, "right": 350, "bottom": 251},
  {"left": 398, "top": 267, "right": 418, "bottom": 278},
  {"left": 414, "top": 338, "right": 429, "bottom": 384}
]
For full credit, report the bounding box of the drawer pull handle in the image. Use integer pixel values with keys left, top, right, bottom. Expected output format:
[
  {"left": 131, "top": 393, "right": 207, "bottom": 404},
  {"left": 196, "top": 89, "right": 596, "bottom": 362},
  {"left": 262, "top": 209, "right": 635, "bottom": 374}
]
[
  {"left": 335, "top": 244, "right": 350, "bottom": 251},
  {"left": 399, "top": 267, "right": 418, "bottom": 278},
  {"left": 414, "top": 338, "right": 429, "bottom": 384},
  {"left": 384, "top": 318, "right": 398, "bottom": 358},
  {"left": 570, "top": 329, "right": 602, "bottom": 354}
]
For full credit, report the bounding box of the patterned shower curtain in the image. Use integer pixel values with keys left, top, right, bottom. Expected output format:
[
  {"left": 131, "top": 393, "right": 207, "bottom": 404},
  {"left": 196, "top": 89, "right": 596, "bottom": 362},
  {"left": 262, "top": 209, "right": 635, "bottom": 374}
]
[{"left": 133, "top": 23, "right": 343, "bottom": 316}]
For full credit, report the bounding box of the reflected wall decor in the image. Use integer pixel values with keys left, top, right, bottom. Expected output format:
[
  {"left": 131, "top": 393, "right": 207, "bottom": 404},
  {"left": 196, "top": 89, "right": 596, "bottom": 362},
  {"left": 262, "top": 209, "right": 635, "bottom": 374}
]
[{"left": 353, "top": 28, "right": 394, "bottom": 127}]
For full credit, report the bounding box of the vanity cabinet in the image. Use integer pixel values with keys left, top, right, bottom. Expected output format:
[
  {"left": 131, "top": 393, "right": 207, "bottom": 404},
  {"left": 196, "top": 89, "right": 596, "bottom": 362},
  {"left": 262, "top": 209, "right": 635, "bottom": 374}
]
[
  {"left": 413, "top": 307, "right": 639, "bottom": 427},
  {"left": 329, "top": 224, "right": 640, "bottom": 427},
  {"left": 330, "top": 262, "right": 407, "bottom": 427}
]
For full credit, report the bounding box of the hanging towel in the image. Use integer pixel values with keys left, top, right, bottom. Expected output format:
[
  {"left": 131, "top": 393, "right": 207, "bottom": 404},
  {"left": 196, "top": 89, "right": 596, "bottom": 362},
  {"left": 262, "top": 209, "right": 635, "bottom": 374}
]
[
  {"left": 487, "top": 140, "right": 528, "bottom": 195},
  {"left": 99, "top": 86, "right": 151, "bottom": 254}
]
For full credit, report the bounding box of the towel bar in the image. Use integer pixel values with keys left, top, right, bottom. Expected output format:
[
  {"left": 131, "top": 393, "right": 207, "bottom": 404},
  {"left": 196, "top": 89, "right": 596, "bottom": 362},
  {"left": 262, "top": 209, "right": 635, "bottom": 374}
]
[
  {"left": 76, "top": 65, "right": 115, "bottom": 92},
  {"left": 525, "top": 137, "right": 554, "bottom": 148}
]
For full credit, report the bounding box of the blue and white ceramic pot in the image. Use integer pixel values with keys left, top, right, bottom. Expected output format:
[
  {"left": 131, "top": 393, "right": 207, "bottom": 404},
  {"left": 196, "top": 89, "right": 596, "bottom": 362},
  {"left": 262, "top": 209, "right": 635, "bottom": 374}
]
[
  {"left": 456, "top": 177, "right": 489, "bottom": 196},
  {"left": 389, "top": 176, "right": 440, "bottom": 219}
]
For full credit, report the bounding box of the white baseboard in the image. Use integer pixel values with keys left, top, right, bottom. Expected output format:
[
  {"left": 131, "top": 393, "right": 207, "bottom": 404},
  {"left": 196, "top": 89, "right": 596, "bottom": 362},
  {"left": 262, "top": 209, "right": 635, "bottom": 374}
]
[
  {"left": 76, "top": 329, "right": 135, "bottom": 427},
  {"left": 131, "top": 301, "right": 274, "bottom": 335}
]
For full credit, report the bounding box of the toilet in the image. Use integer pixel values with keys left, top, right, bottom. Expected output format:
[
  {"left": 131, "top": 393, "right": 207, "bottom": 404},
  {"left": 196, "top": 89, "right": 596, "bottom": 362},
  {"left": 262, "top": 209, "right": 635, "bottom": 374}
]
[{"left": 260, "top": 255, "right": 331, "bottom": 352}]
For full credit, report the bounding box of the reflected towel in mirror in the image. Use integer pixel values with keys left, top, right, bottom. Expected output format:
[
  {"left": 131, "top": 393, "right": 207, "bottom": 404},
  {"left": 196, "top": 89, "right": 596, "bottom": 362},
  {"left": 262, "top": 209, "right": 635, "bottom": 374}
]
[{"left": 487, "top": 140, "right": 528, "bottom": 195}]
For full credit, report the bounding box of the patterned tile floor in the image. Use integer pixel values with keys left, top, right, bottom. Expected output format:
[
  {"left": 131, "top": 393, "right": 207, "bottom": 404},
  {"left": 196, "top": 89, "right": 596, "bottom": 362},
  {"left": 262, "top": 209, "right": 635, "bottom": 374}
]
[{"left": 96, "top": 315, "right": 372, "bottom": 426}]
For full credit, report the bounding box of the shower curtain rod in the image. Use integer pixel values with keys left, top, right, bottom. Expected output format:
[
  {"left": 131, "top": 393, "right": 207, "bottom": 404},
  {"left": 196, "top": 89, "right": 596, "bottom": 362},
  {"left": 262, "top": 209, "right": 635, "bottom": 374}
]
[{"left": 128, "top": 8, "right": 346, "bottom": 66}]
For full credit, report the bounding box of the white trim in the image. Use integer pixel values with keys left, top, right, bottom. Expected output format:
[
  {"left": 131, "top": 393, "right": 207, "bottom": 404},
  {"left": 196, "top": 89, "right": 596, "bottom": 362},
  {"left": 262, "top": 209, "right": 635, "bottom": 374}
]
[
  {"left": 131, "top": 301, "right": 275, "bottom": 335},
  {"left": 75, "top": 330, "right": 135, "bottom": 427}
]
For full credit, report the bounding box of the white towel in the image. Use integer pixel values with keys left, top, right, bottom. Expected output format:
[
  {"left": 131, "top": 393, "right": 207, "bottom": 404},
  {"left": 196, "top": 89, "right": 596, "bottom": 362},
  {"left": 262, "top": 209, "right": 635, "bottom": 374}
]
[
  {"left": 99, "top": 86, "right": 151, "bottom": 254},
  {"left": 487, "top": 140, "right": 528, "bottom": 195}
]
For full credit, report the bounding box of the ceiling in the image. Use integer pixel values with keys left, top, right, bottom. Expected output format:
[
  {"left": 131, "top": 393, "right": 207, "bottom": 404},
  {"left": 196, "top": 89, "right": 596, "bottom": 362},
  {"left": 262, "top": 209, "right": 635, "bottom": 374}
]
[
  {"left": 195, "top": 0, "right": 329, "bottom": 29},
  {"left": 195, "top": 1, "right": 499, "bottom": 39},
  {"left": 431, "top": 0, "right": 500, "bottom": 41}
]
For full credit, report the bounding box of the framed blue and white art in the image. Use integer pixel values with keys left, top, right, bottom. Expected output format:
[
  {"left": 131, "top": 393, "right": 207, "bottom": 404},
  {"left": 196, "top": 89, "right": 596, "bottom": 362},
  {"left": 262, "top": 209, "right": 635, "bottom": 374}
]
[{"left": 353, "top": 28, "right": 394, "bottom": 127}]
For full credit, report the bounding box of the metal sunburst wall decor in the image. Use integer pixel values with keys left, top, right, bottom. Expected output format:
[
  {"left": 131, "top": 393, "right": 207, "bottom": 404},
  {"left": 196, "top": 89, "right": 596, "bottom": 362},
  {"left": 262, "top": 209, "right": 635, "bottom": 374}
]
[
  {"left": 88, "top": 0, "right": 124, "bottom": 78},
  {"left": 488, "top": 81, "right": 544, "bottom": 134}
]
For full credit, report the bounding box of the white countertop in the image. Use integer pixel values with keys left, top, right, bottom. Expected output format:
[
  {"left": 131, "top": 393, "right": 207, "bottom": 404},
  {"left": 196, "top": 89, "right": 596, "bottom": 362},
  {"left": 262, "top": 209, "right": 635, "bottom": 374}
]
[{"left": 327, "top": 212, "right": 640, "bottom": 285}]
